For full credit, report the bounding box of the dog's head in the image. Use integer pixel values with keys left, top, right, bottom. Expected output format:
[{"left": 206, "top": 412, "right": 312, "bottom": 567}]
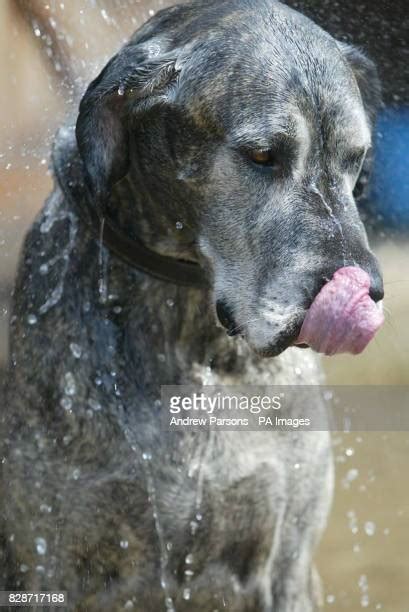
[{"left": 76, "top": 0, "right": 383, "bottom": 357}]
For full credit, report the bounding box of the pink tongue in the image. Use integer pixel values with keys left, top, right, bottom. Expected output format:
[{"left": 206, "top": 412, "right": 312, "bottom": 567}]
[{"left": 296, "top": 266, "right": 384, "bottom": 356}]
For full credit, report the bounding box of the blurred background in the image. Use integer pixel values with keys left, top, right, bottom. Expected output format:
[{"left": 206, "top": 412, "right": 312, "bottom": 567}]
[{"left": 0, "top": 0, "right": 408, "bottom": 609}]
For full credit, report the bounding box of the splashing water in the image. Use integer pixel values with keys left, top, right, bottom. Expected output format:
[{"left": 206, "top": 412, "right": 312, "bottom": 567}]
[
  {"left": 98, "top": 218, "right": 109, "bottom": 304},
  {"left": 142, "top": 452, "right": 176, "bottom": 612},
  {"left": 120, "top": 421, "right": 176, "bottom": 612},
  {"left": 39, "top": 192, "right": 78, "bottom": 315},
  {"left": 358, "top": 574, "right": 370, "bottom": 608}
]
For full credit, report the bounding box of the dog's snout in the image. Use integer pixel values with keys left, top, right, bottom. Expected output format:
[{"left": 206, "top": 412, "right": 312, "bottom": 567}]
[{"left": 216, "top": 300, "right": 239, "bottom": 336}]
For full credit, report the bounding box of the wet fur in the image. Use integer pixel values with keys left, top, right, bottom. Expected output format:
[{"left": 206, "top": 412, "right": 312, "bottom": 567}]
[{"left": 2, "top": 1, "right": 382, "bottom": 610}]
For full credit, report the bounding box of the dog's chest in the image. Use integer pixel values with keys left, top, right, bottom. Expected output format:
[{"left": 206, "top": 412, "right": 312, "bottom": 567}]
[
  {"left": 149, "top": 348, "right": 326, "bottom": 546},
  {"left": 137, "top": 424, "right": 330, "bottom": 611}
]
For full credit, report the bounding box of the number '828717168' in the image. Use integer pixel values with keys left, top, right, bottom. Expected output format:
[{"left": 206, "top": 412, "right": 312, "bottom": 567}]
[{"left": 0, "top": 592, "right": 67, "bottom": 607}]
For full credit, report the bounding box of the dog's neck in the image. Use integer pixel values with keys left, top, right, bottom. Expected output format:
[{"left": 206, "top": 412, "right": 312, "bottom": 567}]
[
  {"left": 99, "top": 246, "right": 312, "bottom": 394},
  {"left": 103, "top": 180, "right": 255, "bottom": 380},
  {"left": 108, "top": 270, "right": 251, "bottom": 387}
]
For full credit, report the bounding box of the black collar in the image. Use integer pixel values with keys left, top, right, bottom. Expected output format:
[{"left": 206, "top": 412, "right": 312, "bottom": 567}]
[{"left": 52, "top": 127, "right": 208, "bottom": 288}]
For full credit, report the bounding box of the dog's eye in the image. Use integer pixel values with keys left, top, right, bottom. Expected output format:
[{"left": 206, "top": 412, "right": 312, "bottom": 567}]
[
  {"left": 248, "top": 149, "right": 276, "bottom": 167},
  {"left": 344, "top": 149, "right": 366, "bottom": 176}
]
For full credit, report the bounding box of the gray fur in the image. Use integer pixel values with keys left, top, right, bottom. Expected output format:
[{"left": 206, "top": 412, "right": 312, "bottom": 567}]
[{"left": 2, "top": 1, "right": 383, "bottom": 610}]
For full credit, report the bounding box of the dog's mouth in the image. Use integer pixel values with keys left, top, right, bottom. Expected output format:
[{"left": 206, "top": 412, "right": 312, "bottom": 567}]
[{"left": 218, "top": 266, "right": 384, "bottom": 358}]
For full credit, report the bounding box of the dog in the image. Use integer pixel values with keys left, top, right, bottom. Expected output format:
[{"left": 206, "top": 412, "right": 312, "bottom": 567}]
[{"left": 1, "top": 0, "right": 383, "bottom": 610}]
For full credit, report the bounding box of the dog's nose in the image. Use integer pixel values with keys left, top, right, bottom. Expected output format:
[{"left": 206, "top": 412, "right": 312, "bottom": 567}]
[
  {"left": 364, "top": 254, "right": 384, "bottom": 303},
  {"left": 369, "top": 276, "right": 384, "bottom": 303},
  {"left": 216, "top": 300, "right": 239, "bottom": 336}
]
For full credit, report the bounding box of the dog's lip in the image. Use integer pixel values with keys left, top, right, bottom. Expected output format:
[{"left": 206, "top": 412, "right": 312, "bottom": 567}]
[
  {"left": 294, "top": 342, "right": 309, "bottom": 349},
  {"left": 251, "top": 320, "right": 305, "bottom": 358}
]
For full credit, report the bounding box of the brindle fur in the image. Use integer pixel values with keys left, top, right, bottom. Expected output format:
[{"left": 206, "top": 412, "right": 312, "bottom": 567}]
[{"left": 2, "top": 1, "right": 383, "bottom": 610}]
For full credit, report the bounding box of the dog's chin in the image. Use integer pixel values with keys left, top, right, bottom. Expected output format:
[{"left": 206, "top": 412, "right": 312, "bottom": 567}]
[{"left": 245, "top": 318, "right": 306, "bottom": 358}]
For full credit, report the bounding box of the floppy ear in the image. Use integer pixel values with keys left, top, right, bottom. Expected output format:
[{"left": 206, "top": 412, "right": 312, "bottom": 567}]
[
  {"left": 76, "top": 45, "right": 180, "bottom": 202},
  {"left": 338, "top": 43, "right": 382, "bottom": 124}
]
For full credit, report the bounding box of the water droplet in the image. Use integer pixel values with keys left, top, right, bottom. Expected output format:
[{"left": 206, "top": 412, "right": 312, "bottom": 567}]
[
  {"left": 69, "top": 343, "right": 82, "bottom": 359},
  {"left": 185, "top": 553, "right": 194, "bottom": 565},
  {"left": 142, "top": 452, "right": 152, "bottom": 462},
  {"left": 120, "top": 540, "right": 129, "bottom": 549},
  {"left": 364, "top": 521, "right": 376, "bottom": 536},
  {"left": 175, "top": 221, "right": 183, "bottom": 230},
  {"left": 326, "top": 594, "right": 336, "bottom": 604},
  {"left": 166, "top": 541, "right": 173, "bottom": 552},
  {"left": 347, "top": 510, "right": 359, "bottom": 534},
  {"left": 358, "top": 574, "right": 369, "bottom": 596},
  {"left": 190, "top": 520, "right": 198, "bottom": 535},
  {"left": 166, "top": 299, "right": 174, "bottom": 308},
  {"left": 113, "top": 305, "right": 123, "bottom": 314},
  {"left": 347, "top": 468, "right": 359, "bottom": 481},
  {"left": 118, "top": 84, "right": 125, "bottom": 96},
  {"left": 20, "top": 564, "right": 29, "bottom": 573},
  {"left": 124, "top": 601, "right": 134, "bottom": 610},
  {"left": 40, "top": 504, "right": 52, "bottom": 514},
  {"left": 72, "top": 468, "right": 80, "bottom": 480},
  {"left": 27, "top": 314, "right": 37, "bottom": 325},
  {"left": 294, "top": 462, "right": 300, "bottom": 470},
  {"left": 183, "top": 588, "right": 191, "bottom": 601},
  {"left": 35, "top": 537, "right": 47, "bottom": 555},
  {"left": 60, "top": 397, "right": 72, "bottom": 411},
  {"left": 39, "top": 263, "right": 49, "bottom": 275},
  {"left": 64, "top": 372, "right": 76, "bottom": 396},
  {"left": 88, "top": 398, "right": 102, "bottom": 412},
  {"left": 165, "top": 597, "right": 175, "bottom": 611},
  {"left": 345, "top": 447, "right": 354, "bottom": 457},
  {"left": 148, "top": 43, "right": 161, "bottom": 57}
]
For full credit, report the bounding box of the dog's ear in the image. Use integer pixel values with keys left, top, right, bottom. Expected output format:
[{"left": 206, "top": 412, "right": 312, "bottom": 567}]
[
  {"left": 76, "top": 45, "right": 180, "bottom": 202},
  {"left": 338, "top": 43, "right": 382, "bottom": 124}
]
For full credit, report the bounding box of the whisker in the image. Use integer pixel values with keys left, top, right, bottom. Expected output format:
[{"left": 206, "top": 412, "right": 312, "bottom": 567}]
[{"left": 227, "top": 316, "right": 262, "bottom": 335}]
